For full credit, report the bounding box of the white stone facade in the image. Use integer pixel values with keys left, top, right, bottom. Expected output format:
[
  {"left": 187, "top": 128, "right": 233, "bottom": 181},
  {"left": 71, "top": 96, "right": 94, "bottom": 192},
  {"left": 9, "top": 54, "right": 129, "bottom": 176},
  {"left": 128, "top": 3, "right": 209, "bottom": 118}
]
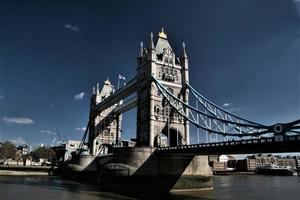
[
  {"left": 89, "top": 79, "right": 122, "bottom": 155},
  {"left": 136, "top": 29, "right": 190, "bottom": 147}
]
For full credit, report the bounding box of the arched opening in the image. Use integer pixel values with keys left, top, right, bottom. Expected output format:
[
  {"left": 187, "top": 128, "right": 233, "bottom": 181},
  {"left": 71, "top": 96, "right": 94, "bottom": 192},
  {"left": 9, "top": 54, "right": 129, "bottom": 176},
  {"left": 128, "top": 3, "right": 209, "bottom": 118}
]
[
  {"left": 154, "top": 127, "right": 183, "bottom": 147},
  {"left": 97, "top": 143, "right": 113, "bottom": 155}
]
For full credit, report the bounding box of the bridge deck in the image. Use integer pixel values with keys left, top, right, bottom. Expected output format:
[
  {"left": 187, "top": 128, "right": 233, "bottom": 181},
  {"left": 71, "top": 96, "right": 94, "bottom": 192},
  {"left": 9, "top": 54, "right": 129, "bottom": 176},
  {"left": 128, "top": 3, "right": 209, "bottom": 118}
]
[{"left": 157, "top": 136, "right": 300, "bottom": 155}]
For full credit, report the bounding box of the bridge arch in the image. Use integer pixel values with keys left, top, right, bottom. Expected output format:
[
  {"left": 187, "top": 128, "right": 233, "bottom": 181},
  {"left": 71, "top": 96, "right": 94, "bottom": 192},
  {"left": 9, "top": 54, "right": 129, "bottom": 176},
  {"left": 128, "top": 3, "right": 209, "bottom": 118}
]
[
  {"left": 154, "top": 127, "right": 183, "bottom": 147},
  {"left": 96, "top": 143, "right": 113, "bottom": 155}
]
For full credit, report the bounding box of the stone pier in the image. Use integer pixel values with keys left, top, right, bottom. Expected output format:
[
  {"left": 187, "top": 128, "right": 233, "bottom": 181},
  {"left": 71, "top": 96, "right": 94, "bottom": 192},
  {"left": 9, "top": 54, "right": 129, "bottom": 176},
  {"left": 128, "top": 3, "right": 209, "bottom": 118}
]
[{"left": 98, "top": 147, "right": 213, "bottom": 193}]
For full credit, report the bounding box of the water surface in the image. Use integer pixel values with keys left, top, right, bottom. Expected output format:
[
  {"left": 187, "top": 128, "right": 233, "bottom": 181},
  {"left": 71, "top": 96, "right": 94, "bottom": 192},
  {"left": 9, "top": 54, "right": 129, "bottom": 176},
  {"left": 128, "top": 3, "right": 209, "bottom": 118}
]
[{"left": 0, "top": 175, "right": 299, "bottom": 200}]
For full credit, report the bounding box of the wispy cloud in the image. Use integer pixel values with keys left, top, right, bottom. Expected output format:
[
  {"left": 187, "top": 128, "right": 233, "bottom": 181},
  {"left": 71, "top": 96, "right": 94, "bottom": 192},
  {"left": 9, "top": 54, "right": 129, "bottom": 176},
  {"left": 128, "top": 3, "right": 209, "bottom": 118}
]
[
  {"left": 222, "top": 102, "right": 243, "bottom": 113},
  {"left": 64, "top": 24, "right": 80, "bottom": 32},
  {"left": 2, "top": 117, "right": 34, "bottom": 124},
  {"left": 0, "top": 96, "right": 4, "bottom": 100},
  {"left": 9, "top": 138, "right": 26, "bottom": 145},
  {"left": 74, "top": 92, "right": 85, "bottom": 100},
  {"left": 75, "top": 127, "right": 86, "bottom": 132},
  {"left": 40, "top": 129, "right": 56, "bottom": 135},
  {"left": 223, "top": 102, "right": 231, "bottom": 107},
  {"left": 228, "top": 107, "right": 243, "bottom": 112}
]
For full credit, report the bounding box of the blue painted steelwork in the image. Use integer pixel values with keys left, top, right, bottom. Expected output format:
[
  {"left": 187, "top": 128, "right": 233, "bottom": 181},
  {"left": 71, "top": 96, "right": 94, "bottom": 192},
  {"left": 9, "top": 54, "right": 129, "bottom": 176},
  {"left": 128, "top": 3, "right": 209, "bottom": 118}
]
[{"left": 152, "top": 76, "right": 300, "bottom": 138}]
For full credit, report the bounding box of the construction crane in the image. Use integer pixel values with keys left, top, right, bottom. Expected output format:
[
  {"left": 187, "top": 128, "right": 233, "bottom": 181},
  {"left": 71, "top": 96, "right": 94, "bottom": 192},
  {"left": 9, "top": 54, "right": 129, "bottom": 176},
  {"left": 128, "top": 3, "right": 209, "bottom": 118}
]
[{"left": 51, "top": 129, "right": 67, "bottom": 147}]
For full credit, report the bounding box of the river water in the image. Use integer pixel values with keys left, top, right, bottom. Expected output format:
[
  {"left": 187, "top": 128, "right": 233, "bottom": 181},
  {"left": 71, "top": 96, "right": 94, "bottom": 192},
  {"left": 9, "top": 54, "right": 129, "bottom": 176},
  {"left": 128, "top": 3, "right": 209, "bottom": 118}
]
[{"left": 0, "top": 175, "right": 299, "bottom": 200}]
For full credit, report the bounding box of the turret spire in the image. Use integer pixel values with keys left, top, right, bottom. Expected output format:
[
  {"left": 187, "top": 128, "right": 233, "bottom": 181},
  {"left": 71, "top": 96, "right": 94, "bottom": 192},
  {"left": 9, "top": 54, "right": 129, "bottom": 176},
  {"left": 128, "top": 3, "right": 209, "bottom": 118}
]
[
  {"left": 96, "top": 82, "right": 99, "bottom": 94},
  {"left": 148, "top": 32, "right": 155, "bottom": 50},
  {"left": 138, "top": 41, "right": 144, "bottom": 57},
  {"left": 181, "top": 41, "right": 188, "bottom": 59}
]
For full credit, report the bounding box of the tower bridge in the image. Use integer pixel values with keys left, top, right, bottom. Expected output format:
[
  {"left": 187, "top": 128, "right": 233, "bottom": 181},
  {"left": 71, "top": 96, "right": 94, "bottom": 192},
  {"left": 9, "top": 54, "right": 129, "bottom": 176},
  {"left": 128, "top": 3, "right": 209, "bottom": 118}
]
[
  {"left": 74, "top": 29, "right": 300, "bottom": 192},
  {"left": 81, "top": 28, "right": 300, "bottom": 154}
]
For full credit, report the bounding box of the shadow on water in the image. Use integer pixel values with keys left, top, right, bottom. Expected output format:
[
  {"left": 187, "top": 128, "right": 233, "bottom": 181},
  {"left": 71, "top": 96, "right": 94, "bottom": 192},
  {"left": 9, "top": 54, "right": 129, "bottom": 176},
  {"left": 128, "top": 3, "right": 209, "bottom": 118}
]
[
  {"left": 0, "top": 176, "right": 132, "bottom": 200},
  {"left": 113, "top": 190, "right": 217, "bottom": 200},
  {"left": 0, "top": 176, "right": 216, "bottom": 200}
]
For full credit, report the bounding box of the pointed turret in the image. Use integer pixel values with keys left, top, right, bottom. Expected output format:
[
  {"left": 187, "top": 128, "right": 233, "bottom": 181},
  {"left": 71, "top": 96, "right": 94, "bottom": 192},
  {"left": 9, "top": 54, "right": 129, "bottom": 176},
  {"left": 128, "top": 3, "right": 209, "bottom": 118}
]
[
  {"left": 96, "top": 82, "right": 100, "bottom": 95},
  {"left": 181, "top": 41, "right": 188, "bottom": 59},
  {"left": 155, "top": 28, "right": 173, "bottom": 55},
  {"left": 180, "top": 41, "right": 189, "bottom": 85},
  {"left": 138, "top": 41, "right": 144, "bottom": 58},
  {"left": 148, "top": 32, "right": 156, "bottom": 61},
  {"left": 92, "top": 86, "right": 96, "bottom": 95},
  {"left": 148, "top": 32, "right": 155, "bottom": 50}
]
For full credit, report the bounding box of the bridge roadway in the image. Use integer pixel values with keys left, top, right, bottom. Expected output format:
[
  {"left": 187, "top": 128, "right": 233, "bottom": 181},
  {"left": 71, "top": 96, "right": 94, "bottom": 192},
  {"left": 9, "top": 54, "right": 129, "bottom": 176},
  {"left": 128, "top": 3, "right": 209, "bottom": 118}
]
[{"left": 156, "top": 135, "right": 300, "bottom": 155}]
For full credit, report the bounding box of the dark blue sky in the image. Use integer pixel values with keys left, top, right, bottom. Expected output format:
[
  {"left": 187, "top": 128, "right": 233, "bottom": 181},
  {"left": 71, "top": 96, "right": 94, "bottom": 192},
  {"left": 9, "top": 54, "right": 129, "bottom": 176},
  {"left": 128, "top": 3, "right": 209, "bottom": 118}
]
[{"left": 0, "top": 0, "right": 300, "bottom": 147}]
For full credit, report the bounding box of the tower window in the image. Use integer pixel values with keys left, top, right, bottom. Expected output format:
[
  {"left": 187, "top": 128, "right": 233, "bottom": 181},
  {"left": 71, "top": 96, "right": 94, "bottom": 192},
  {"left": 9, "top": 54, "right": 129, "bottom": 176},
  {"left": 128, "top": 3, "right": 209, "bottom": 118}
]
[{"left": 154, "top": 106, "right": 160, "bottom": 117}]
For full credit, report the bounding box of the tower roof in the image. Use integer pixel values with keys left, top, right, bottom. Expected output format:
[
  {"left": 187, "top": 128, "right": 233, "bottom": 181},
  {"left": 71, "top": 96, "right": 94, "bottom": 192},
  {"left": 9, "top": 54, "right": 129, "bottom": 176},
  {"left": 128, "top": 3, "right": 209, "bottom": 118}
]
[
  {"left": 158, "top": 28, "right": 167, "bottom": 39},
  {"left": 99, "top": 78, "right": 114, "bottom": 100},
  {"left": 155, "top": 28, "right": 173, "bottom": 55}
]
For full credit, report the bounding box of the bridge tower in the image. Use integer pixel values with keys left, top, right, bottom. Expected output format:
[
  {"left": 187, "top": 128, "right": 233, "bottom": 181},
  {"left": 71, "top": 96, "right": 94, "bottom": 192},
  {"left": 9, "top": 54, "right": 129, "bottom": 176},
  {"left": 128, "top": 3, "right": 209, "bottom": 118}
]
[
  {"left": 89, "top": 79, "right": 122, "bottom": 155},
  {"left": 136, "top": 28, "right": 190, "bottom": 147}
]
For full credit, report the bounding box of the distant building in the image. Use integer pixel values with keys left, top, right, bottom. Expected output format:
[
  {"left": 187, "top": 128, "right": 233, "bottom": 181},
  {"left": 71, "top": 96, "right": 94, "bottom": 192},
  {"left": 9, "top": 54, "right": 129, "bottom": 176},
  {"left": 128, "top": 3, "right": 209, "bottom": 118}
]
[
  {"left": 236, "top": 154, "right": 297, "bottom": 171},
  {"left": 64, "top": 140, "right": 81, "bottom": 160},
  {"left": 120, "top": 139, "right": 136, "bottom": 147},
  {"left": 209, "top": 155, "right": 236, "bottom": 172},
  {"left": 17, "top": 144, "right": 31, "bottom": 155}
]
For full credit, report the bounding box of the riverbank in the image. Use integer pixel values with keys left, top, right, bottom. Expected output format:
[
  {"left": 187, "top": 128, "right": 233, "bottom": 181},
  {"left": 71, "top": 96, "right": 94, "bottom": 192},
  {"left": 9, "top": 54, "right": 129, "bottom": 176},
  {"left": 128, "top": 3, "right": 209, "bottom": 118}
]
[
  {"left": 0, "top": 165, "right": 55, "bottom": 176},
  {"left": 214, "top": 171, "right": 255, "bottom": 175}
]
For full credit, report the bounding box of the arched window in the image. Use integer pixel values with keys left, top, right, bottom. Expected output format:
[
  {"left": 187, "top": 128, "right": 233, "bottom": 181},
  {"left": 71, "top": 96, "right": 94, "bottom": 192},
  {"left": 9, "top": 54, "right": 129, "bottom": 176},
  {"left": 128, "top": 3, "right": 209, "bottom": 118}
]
[{"left": 154, "top": 105, "right": 160, "bottom": 117}]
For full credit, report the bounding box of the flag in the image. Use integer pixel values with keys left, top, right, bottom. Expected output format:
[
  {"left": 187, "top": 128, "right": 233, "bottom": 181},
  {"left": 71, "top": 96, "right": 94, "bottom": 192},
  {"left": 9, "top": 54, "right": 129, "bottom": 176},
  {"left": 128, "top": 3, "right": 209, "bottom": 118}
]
[{"left": 119, "top": 74, "right": 126, "bottom": 80}]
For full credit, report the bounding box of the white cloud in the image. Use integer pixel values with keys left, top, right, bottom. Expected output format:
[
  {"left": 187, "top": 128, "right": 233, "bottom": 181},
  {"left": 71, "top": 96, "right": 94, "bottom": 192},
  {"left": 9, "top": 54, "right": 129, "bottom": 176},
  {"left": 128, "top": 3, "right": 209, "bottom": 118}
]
[
  {"left": 75, "top": 127, "right": 86, "bottom": 132},
  {"left": 9, "top": 138, "right": 26, "bottom": 145},
  {"left": 228, "top": 107, "right": 243, "bottom": 112},
  {"left": 74, "top": 92, "right": 85, "bottom": 100},
  {"left": 64, "top": 24, "right": 80, "bottom": 32},
  {"left": 223, "top": 102, "right": 231, "bottom": 107},
  {"left": 222, "top": 103, "right": 244, "bottom": 113},
  {"left": 40, "top": 129, "right": 56, "bottom": 135},
  {"left": 2, "top": 117, "right": 34, "bottom": 124}
]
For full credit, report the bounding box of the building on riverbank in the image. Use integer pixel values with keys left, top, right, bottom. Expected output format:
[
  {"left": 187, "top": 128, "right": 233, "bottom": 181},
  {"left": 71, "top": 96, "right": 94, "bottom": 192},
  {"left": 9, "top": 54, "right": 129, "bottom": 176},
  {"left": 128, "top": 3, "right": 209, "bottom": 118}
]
[
  {"left": 236, "top": 154, "right": 297, "bottom": 172},
  {"left": 209, "top": 155, "right": 236, "bottom": 172}
]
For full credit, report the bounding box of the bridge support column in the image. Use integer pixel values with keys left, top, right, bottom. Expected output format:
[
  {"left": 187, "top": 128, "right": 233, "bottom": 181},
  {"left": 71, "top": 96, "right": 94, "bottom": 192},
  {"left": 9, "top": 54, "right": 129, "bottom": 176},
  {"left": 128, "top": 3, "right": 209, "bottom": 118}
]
[
  {"left": 98, "top": 147, "right": 213, "bottom": 193},
  {"left": 115, "top": 114, "right": 120, "bottom": 146},
  {"left": 149, "top": 119, "right": 155, "bottom": 147}
]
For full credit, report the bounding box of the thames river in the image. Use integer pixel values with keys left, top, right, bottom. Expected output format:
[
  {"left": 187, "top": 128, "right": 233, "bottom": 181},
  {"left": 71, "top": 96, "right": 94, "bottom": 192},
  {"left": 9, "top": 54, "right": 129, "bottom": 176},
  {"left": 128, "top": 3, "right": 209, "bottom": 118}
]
[{"left": 0, "top": 175, "right": 299, "bottom": 200}]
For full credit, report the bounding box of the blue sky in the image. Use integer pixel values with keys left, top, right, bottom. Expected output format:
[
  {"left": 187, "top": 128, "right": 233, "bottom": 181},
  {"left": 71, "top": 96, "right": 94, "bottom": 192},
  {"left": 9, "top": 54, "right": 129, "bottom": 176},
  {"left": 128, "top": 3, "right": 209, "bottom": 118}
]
[{"left": 0, "top": 0, "right": 300, "bottom": 148}]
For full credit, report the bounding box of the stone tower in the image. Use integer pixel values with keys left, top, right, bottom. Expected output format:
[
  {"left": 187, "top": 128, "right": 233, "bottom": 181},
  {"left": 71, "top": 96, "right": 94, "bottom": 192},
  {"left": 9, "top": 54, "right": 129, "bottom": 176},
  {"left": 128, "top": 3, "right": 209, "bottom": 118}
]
[
  {"left": 136, "top": 29, "right": 190, "bottom": 147},
  {"left": 89, "top": 79, "right": 122, "bottom": 155}
]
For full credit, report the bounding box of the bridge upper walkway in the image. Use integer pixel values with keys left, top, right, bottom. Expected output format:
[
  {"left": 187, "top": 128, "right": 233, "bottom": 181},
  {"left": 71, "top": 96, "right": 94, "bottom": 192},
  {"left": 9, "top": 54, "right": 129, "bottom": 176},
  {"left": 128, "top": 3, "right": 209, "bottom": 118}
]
[{"left": 83, "top": 74, "right": 300, "bottom": 151}]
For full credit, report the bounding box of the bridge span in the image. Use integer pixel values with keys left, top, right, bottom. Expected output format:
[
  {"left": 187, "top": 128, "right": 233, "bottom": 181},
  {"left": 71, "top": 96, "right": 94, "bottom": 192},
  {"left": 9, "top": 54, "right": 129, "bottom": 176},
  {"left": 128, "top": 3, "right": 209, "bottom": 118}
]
[
  {"left": 157, "top": 136, "right": 300, "bottom": 156},
  {"left": 72, "top": 29, "right": 300, "bottom": 193}
]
